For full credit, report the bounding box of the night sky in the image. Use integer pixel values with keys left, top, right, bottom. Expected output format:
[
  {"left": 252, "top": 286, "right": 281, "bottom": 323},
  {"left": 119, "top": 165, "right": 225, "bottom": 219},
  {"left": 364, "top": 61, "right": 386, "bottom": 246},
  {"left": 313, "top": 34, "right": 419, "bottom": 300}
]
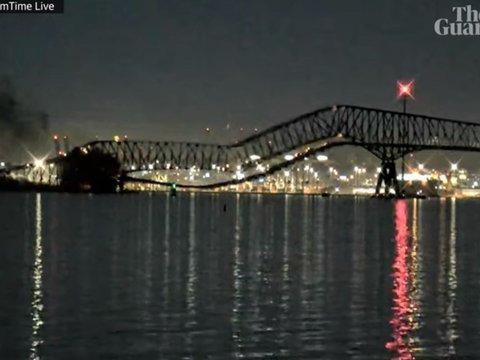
[{"left": 1, "top": 0, "right": 479, "bottom": 153}]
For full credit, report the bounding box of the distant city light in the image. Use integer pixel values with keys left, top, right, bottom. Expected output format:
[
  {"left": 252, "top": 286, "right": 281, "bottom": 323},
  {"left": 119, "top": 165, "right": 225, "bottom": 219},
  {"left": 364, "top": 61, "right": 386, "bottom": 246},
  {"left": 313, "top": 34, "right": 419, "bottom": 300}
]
[
  {"left": 249, "top": 154, "right": 261, "bottom": 161},
  {"left": 418, "top": 163, "right": 424, "bottom": 170},
  {"left": 397, "top": 172, "right": 429, "bottom": 182},
  {"left": 235, "top": 171, "right": 245, "bottom": 180},
  {"left": 284, "top": 154, "right": 294, "bottom": 161},
  {"left": 353, "top": 187, "right": 376, "bottom": 195},
  {"left": 316, "top": 154, "right": 328, "bottom": 162},
  {"left": 451, "top": 163, "right": 458, "bottom": 171},
  {"left": 33, "top": 159, "right": 45, "bottom": 169}
]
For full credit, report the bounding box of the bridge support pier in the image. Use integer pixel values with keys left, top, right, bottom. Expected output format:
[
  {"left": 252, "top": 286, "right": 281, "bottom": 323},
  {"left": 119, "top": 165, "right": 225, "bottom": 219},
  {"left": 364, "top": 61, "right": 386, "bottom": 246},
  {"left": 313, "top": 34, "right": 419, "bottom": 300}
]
[{"left": 375, "top": 161, "right": 401, "bottom": 197}]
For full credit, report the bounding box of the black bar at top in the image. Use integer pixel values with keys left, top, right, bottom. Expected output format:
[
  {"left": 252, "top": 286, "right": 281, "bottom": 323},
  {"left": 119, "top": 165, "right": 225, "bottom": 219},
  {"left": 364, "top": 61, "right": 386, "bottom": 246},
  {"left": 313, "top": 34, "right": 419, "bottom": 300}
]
[{"left": 0, "top": 0, "right": 63, "bottom": 14}]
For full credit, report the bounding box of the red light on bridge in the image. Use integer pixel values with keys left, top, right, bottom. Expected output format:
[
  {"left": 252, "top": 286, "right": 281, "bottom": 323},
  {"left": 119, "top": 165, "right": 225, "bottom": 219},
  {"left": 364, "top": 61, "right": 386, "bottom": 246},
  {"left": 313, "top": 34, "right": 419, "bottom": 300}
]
[{"left": 397, "top": 80, "right": 415, "bottom": 99}]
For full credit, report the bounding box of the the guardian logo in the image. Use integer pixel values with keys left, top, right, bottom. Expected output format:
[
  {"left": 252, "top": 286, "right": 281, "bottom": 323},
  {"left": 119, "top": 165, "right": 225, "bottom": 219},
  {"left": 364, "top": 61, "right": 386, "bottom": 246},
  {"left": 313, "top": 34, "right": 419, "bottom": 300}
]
[{"left": 435, "top": 5, "right": 480, "bottom": 35}]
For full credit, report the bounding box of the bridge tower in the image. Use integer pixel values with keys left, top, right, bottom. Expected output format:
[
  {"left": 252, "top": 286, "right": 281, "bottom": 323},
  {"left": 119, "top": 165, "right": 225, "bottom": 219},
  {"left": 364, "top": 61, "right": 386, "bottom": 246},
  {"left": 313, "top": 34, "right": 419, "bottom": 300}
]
[{"left": 375, "top": 160, "right": 400, "bottom": 196}]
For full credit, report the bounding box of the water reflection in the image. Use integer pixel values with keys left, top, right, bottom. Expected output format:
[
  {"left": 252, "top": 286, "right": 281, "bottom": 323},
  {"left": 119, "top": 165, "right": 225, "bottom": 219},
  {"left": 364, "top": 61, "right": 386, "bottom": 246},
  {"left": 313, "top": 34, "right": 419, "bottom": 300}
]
[
  {"left": 408, "top": 199, "right": 421, "bottom": 351},
  {"left": 232, "top": 194, "right": 242, "bottom": 357},
  {"left": 386, "top": 200, "right": 414, "bottom": 359},
  {"left": 3, "top": 194, "right": 479, "bottom": 358},
  {"left": 386, "top": 198, "right": 460, "bottom": 359},
  {"left": 30, "top": 194, "right": 44, "bottom": 360},
  {"left": 446, "top": 198, "right": 458, "bottom": 355}
]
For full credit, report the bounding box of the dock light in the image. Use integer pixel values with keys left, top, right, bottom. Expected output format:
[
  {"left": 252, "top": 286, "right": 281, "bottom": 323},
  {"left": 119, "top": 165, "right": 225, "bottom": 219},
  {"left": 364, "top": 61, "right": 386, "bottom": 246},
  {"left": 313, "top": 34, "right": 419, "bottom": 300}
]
[
  {"left": 284, "top": 154, "right": 294, "bottom": 161},
  {"left": 397, "top": 80, "right": 415, "bottom": 99},
  {"left": 113, "top": 135, "right": 121, "bottom": 142},
  {"left": 249, "top": 154, "right": 261, "bottom": 161}
]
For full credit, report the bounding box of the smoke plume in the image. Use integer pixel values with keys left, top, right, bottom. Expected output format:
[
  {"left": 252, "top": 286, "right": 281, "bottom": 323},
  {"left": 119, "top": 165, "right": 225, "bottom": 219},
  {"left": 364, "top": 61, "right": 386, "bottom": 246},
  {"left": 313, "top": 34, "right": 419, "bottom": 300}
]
[{"left": 0, "top": 76, "right": 50, "bottom": 163}]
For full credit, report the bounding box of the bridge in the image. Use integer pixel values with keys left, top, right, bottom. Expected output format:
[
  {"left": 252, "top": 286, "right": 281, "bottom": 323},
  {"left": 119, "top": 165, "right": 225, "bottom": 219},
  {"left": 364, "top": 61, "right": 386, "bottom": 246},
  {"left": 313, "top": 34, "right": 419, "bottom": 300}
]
[{"left": 7, "top": 104, "right": 480, "bottom": 195}]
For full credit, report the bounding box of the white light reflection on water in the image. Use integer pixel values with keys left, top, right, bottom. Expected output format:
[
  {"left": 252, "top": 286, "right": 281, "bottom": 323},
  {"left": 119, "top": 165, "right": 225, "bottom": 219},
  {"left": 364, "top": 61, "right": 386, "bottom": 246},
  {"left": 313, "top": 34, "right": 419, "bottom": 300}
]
[
  {"left": 408, "top": 198, "right": 421, "bottom": 354},
  {"left": 446, "top": 198, "right": 458, "bottom": 355},
  {"left": 280, "top": 195, "right": 290, "bottom": 315},
  {"left": 30, "top": 193, "right": 44, "bottom": 360},
  {"left": 186, "top": 193, "right": 198, "bottom": 352},
  {"left": 232, "top": 193, "right": 242, "bottom": 357},
  {"left": 163, "top": 193, "right": 171, "bottom": 303}
]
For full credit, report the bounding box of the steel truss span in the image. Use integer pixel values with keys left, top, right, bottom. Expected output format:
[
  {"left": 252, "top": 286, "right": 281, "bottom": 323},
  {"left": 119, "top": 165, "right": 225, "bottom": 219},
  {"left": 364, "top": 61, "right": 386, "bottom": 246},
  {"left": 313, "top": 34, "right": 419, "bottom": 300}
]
[
  {"left": 10, "top": 104, "right": 480, "bottom": 190},
  {"left": 85, "top": 104, "right": 480, "bottom": 169}
]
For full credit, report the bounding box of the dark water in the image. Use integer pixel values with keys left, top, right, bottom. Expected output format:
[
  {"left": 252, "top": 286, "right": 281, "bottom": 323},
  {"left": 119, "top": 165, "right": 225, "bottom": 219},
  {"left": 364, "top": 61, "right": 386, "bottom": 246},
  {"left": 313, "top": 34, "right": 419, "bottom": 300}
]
[{"left": 0, "top": 193, "right": 479, "bottom": 359}]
